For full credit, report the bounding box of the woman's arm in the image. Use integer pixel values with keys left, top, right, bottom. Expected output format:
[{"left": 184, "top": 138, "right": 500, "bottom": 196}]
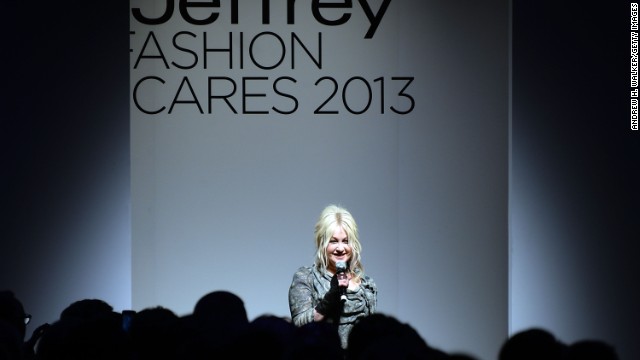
[{"left": 288, "top": 267, "right": 317, "bottom": 326}]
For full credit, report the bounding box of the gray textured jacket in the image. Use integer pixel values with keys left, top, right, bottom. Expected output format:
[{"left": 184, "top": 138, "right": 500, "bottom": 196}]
[{"left": 288, "top": 265, "right": 378, "bottom": 348}]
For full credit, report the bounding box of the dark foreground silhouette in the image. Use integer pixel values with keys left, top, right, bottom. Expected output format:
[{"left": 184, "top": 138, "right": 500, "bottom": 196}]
[{"left": 0, "top": 289, "right": 619, "bottom": 360}]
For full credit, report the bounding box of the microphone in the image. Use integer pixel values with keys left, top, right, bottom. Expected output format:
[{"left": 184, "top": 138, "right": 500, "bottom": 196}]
[{"left": 335, "top": 261, "right": 348, "bottom": 302}]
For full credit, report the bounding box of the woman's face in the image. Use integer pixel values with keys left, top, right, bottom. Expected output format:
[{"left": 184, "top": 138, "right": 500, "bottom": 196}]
[{"left": 326, "top": 226, "right": 351, "bottom": 269}]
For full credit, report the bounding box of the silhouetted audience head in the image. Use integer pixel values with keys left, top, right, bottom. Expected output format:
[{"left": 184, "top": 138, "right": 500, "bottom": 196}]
[
  {"left": 567, "top": 339, "right": 619, "bottom": 360},
  {"left": 0, "top": 291, "right": 28, "bottom": 342},
  {"left": 237, "top": 314, "right": 296, "bottom": 359},
  {"left": 126, "top": 306, "right": 180, "bottom": 360},
  {"left": 193, "top": 290, "right": 248, "bottom": 325},
  {"left": 291, "top": 320, "right": 343, "bottom": 360},
  {"left": 0, "top": 291, "right": 31, "bottom": 360},
  {"left": 347, "top": 313, "right": 448, "bottom": 360},
  {"left": 59, "top": 299, "right": 114, "bottom": 322},
  {"left": 499, "top": 328, "right": 567, "bottom": 360},
  {"left": 177, "top": 290, "right": 249, "bottom": 359},
  {"left": 0, "top": 319, "right": 22, "bottom": 360},
  {"left": 36, "top": 298, "right": 129, "bottom": 360}
]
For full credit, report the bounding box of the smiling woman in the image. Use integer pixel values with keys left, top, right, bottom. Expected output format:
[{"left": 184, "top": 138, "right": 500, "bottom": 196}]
[{"left": 288, "top": 204, "right": 378, "bottom": 350}]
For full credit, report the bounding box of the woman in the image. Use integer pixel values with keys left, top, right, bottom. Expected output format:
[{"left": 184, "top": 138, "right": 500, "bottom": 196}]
[{"left": 288, "top": 204, "right": 377, "bottom": 349}]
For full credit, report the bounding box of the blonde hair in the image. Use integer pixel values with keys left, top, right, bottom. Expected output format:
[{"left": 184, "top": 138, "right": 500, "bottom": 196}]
[{"left": 313, "top": 204, "right": 364, "bottom": 282}]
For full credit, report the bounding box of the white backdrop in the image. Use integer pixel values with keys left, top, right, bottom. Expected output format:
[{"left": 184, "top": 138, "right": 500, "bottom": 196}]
[{"left": 130, "top": 1, "right": 508, "bottom": 358}]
